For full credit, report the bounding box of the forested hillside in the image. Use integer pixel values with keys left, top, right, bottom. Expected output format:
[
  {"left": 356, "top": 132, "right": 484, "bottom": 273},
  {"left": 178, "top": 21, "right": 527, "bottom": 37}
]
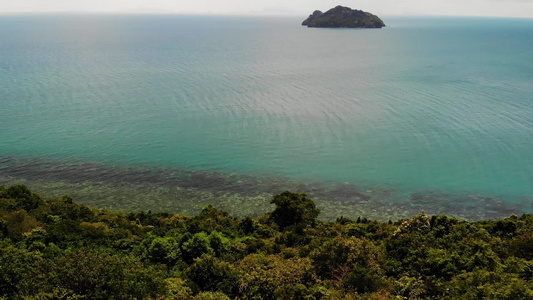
[{"left": 0, "top": 185, "right": 531, "bottom": 299}]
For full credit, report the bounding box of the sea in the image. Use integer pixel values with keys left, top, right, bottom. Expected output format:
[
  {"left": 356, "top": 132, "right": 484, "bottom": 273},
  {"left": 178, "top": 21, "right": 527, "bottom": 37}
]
[{"left": 1, "top": 15, "right": 532, "bottom": 220}]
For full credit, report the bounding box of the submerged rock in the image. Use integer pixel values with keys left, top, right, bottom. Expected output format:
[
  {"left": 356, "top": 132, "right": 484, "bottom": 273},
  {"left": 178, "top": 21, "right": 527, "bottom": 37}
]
[{"left": 302, "top": 6, "right": 385, "bottom": 28}]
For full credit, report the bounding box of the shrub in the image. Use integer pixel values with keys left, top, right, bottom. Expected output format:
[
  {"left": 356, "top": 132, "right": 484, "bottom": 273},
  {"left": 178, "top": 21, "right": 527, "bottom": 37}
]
[{"left": 185, "top": 254, "right": 240, "bottom": 297}]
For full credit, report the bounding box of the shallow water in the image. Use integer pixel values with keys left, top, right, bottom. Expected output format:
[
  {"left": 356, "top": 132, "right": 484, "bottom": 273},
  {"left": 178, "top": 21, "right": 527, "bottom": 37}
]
[
  {"left": 0, "top": 156, "right": 529, "bottom": 221},
  {"left": 1, "top": 15, "right": 532, "bottom": 220}
]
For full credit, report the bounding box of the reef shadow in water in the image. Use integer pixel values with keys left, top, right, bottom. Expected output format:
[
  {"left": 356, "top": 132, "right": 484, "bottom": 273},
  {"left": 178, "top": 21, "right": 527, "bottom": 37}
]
[{"left": 0, "top": 156, "right": 530, "bottom": 221}]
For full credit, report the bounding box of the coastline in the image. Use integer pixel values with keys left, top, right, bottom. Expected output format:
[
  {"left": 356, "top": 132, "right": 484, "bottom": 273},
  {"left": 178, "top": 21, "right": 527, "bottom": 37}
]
[{"left": 1, "top": 156, "right": 529, "bottom": 221}]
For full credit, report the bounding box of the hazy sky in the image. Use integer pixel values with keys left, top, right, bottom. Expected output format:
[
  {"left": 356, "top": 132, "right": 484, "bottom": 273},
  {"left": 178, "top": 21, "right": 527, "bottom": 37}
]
[{"left": 1, "top": 0, "right": 532, "bottom": 18}]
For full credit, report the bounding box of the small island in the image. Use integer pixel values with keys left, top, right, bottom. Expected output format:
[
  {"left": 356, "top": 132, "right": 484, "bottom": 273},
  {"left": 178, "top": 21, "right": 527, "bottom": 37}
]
[{"left": 302, "top": 5, "right": 385, "bottom": 28}]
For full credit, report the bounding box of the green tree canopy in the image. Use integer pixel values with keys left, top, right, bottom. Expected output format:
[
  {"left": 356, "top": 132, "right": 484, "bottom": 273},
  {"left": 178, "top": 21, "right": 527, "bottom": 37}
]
[{"left": 269, "top": 191, "right": 320, "bottom": 230}]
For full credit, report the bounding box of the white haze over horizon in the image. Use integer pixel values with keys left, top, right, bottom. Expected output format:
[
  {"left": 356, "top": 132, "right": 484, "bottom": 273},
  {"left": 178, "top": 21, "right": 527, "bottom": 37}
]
[{"left": 0, "top": 0, "right": 532, "bottom": 18}]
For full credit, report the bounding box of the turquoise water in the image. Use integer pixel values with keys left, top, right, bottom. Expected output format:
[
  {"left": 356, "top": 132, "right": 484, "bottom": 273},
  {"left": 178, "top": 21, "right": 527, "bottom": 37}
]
[{"left": 1, "top": 15, "right": 532, "bottom": 219}]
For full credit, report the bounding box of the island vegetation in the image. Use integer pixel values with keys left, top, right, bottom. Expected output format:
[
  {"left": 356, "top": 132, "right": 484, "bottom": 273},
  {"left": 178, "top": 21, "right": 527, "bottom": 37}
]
[
  {"left": 0, "top": 185, "right": 531, "bottom": 299},
  {"left": 302, "top": 6, "right": 385, "bottom": 28}
]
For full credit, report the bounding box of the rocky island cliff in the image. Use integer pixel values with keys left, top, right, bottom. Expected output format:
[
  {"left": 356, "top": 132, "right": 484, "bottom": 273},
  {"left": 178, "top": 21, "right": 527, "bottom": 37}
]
[{"left": 302, "top": 6, "right": 385, "bottom": 28}]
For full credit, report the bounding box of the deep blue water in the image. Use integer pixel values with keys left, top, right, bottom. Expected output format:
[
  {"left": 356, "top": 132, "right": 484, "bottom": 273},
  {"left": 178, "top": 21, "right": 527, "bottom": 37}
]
[{"left": 1, "top": 15, "right": 532, "bottom": 219}]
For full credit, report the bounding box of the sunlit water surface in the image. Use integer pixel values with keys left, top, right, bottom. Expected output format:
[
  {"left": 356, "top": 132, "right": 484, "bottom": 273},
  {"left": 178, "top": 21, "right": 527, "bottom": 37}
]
[{"left": 1, "top": 15, "right": 532, "bottom": 220}]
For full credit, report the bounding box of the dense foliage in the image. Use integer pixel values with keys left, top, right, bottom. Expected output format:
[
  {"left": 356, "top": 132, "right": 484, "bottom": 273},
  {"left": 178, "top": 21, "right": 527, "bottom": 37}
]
[{"left": 0, "top": 185, "right": 531, "bottom": 299}]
